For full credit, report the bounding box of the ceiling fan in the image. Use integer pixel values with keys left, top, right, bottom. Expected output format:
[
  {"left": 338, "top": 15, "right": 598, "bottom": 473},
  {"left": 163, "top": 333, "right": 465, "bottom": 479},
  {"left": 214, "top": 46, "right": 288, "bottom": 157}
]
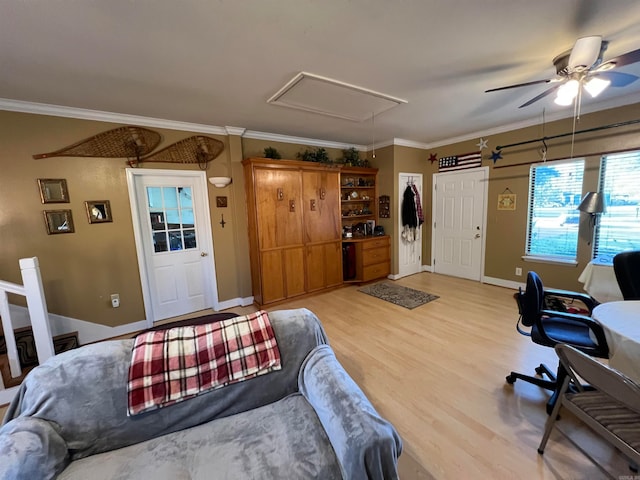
[{"left": 486, "top": 36, "right": 640, "bottom": 108}]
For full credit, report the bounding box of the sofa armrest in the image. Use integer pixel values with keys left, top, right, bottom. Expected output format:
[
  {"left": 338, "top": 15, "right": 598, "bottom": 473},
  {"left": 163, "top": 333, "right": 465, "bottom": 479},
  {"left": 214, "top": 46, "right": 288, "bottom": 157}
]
[
  {"left": 298, "top": 345, "right": 402, "bottom": 480},
  {"left": 0, "top": 416, "right": 69, "bottom": 479}
]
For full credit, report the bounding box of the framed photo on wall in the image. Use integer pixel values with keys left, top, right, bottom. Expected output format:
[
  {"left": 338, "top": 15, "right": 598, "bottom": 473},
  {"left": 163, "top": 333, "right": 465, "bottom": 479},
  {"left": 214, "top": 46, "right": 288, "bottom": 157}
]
[
  {"left": 38, "top": 178, "right": 69, "bottom": 204},
  {"left": 85, "top": 200, "right": 112, "bottom": 223},
  {"left": 44, "top": 210, "right": 74, "bottom": 234}
]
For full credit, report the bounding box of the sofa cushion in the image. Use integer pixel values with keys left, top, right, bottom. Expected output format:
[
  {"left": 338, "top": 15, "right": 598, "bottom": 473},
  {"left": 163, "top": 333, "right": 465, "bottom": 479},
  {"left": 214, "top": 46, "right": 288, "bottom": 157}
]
[
  {"left": 0, "top": 416, "right": 68, "bottom": 480},
  {"left": 57, "top": 394, "right": 342, "bottom": 480},
  {"left": 3, "top": 308, "right": 329, "bottom": 463}
]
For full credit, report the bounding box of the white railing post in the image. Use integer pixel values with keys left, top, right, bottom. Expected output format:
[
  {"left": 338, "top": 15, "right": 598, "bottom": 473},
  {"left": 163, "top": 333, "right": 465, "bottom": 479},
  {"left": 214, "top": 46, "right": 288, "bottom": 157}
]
[
  {"left": 19, "top": 257, "right": 55, "bottom": 363},
  {"left": 0, "top": 290, "right": 21, "bottom": 378}
]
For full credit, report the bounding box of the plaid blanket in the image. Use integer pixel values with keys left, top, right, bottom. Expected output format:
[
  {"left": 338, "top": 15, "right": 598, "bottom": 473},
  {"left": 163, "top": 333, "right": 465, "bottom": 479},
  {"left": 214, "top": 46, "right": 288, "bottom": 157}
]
[{"left": 127, "top": 310, "right": 281, "bottom": 416}]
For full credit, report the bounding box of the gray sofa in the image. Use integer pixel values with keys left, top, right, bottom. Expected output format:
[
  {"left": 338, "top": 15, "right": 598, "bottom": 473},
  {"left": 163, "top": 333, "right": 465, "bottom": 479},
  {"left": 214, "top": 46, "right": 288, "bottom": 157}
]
[{"left": 0, "top": 308, "right": 402, "bottom": 479}]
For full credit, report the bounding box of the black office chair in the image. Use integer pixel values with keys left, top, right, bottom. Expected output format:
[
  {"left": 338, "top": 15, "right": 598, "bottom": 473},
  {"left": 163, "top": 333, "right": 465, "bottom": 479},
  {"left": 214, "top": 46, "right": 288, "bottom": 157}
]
[
  {"left": 506, "top": 271, "right": 609, "bottom": 414},
  {"left": 614, "top": 251, "right": 640, "bottom": 300}
]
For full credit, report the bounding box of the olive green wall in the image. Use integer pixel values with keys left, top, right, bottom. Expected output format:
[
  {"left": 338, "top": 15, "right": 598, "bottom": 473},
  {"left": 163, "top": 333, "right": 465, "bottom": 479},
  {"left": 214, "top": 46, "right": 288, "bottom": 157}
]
[
  {"left": 3, "top": 102, "right": 639, "bottom": 329},
  {"left": 424, "top": 103, "right": 640, "bottom": 291},
  {"left": 0, "top": 110, "right": 243, "bottom": 327}
]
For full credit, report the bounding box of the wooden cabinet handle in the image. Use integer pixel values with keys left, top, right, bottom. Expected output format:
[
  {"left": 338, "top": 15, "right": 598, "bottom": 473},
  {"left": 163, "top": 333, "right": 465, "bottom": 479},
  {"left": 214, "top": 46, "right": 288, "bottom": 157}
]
[
  {"left": 319, "top": 188, "right": 326, "bottom": 200},
  {"left": 310, "top": 199, "right": 316, "bottom": 211},
  {"left": 277, "top": 188, "right": 284, "bottom": 201},
  {"left": 289, "top": 199, "right": 295, "bottom": 212}
]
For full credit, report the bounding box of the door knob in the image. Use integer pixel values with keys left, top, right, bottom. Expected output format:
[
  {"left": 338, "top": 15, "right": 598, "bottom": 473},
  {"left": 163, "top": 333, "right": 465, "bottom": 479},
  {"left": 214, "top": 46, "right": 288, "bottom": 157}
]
[
  {"left": 201, "top": 252, "right": 208, "bottom": 257},
  {"left": 474, "top": 234, "right": 481, "bottom": 239}
]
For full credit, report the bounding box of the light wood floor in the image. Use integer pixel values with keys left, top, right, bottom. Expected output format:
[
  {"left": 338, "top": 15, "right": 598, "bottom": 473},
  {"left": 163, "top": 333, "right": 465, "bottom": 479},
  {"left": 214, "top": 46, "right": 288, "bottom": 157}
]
[
  {"left": 1, "top": 272, "right": 633, "bottom": 478},
  {"left": 268, "top": 272, "right": 632, "bottom": 479}
]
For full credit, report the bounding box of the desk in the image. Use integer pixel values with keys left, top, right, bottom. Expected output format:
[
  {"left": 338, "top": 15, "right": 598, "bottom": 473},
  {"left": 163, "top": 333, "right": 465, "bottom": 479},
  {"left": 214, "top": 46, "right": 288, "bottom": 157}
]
[
  {"left": 593, "top": 301, "right": 640, "bottom": 382},
  {"left": 578, "top": 259, "right": 624, "bottom": 303}
]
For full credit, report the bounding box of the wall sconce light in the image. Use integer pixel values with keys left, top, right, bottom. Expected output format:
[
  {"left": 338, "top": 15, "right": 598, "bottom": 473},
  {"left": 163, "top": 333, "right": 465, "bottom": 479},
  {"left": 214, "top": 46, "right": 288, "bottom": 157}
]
[{"left": 208, "top": 176, "right": 232, "bottom": 188}]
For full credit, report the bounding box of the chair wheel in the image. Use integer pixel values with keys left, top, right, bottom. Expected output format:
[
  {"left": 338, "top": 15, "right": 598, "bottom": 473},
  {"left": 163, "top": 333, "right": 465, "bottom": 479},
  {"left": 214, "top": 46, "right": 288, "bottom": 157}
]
[{"left": 506, "top": 374, "right": 516, "bottom": 384}]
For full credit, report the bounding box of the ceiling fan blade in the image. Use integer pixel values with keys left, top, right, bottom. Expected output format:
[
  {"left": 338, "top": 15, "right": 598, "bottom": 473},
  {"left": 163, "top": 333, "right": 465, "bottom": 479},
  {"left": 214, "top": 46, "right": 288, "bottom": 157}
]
[
  {"left": 518, "top": 84, "right": 562, "bottom": 108},
  {"left": 596, "top": 71, "right": 639, "bottom": 88},
  {"left": 485, "top": 78, "right": 553, "bottom": 93},
  {"left": 599, "top": 47, "right": 640, "bottom": 70},
  {"left": 568, "top": 36, "right": 602, "bottom": 71}
]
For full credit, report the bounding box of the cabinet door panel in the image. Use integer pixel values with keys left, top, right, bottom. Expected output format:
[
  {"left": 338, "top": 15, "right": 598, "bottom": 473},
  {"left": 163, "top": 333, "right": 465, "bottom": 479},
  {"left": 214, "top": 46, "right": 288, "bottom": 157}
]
[
  {"left": 303, "top": 171, "right": 341, "bottom": 243},
  {"left": 306, "top": 244, "right": 325, "bottom": 292},
  {"left": 260, "top": 250, "right": 285, "bottom": 304},
  {"left": 284, "top": 247, "right": 306, "bottom": 297},
  {"left": 255, "top": 168, "right": 303, "bottom": 249},
  {"left": 324, "top": 241, "right": 343, "bottom": 288}
]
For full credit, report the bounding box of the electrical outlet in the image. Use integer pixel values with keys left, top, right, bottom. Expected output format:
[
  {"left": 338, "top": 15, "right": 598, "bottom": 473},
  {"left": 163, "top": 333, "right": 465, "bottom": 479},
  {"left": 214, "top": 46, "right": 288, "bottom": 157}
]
[
  {"left": 110, "top": 293, "right": 120, "bottom": 308},
  {"left": 515, "top": 267, "right": 523, "bottom": 276}
]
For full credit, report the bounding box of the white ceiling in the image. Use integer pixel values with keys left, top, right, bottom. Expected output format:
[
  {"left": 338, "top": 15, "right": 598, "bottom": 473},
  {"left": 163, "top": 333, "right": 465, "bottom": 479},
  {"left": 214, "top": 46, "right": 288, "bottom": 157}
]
[{"left": 2, "top": 0, "right": 640, "bottom": 148}]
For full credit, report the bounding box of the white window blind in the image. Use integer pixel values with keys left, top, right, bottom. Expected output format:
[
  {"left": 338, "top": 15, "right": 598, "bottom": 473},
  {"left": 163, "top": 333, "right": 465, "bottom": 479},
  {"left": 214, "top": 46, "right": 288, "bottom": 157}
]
[
  {"left": 593, "top": 151, "right": 640, "bottom": 261},
  {"left": 526, "top": 159, "right": 584, "bottom": 259}
]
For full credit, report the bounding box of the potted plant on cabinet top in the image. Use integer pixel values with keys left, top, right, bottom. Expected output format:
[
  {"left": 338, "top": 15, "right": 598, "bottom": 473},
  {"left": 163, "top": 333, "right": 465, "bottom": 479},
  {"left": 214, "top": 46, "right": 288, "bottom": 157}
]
[{"left": 263, "top": 146, "right": 282, "bottom": 159}]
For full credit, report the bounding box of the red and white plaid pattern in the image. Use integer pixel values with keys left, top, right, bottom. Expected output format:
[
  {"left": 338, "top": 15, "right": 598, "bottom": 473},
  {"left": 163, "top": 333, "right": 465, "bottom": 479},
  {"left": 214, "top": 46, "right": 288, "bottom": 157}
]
[{"left": 127, "top": 310, "right": 281, "bottom": 416}]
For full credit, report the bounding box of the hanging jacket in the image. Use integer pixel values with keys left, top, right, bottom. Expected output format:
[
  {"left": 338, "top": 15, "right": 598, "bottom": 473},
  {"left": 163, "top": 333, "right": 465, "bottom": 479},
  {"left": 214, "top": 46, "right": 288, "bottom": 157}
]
[
  {"left": 402, "top": 185, "right": 417, "bottom": 228},
  {"left": 412, "top": 184, "right": 424, "bottom": 226}
]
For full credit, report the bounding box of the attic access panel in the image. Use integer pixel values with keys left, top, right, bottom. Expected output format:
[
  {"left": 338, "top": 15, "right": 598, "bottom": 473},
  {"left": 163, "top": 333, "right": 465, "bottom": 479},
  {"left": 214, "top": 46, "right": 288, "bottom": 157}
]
[{"left": 267, "top": 72, "right": 407, "bottom": 122}]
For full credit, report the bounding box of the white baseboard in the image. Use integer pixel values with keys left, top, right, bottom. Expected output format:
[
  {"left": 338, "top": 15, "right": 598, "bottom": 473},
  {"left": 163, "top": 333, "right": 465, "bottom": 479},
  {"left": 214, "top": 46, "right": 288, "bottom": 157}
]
[
  {"left": 217, "top": 296, "right": 254, "bottom": 310},
  {"left": 7, "top": 295, "right": 256, "bottom": 347},
  {"left": 482, "top": 276, "right": 523, "bottom": 291},
  {"left": 388, "top": 264, "right": 433, "bottom": 280},
  {"left": 7, "top": 304, "right": 147, "bottom": 345}
]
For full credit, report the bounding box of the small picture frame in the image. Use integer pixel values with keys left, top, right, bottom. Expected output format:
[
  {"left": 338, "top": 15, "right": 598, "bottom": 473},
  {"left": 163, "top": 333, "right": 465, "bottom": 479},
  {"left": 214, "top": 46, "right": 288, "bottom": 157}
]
[
  {"left": 216, "top": 196, "right": 228, "bottom": 208},
  {"left": 497, "top": 193, "right": 517, "bottom": 211},
  {"left": 44, "top": 210, "right": 74, "bottom": 234},
  {"left": 85, "top": 200, "right": 112, "bottom": 223},
  {"left": 38, "top": 178, "right": 69, "bottom": 204}
]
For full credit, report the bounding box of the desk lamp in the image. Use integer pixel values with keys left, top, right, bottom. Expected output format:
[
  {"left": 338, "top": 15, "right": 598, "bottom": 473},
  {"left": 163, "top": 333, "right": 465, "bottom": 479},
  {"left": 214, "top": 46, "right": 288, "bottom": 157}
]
[{"left": 577, "top": 192, "right": 605, "bottom": 244}]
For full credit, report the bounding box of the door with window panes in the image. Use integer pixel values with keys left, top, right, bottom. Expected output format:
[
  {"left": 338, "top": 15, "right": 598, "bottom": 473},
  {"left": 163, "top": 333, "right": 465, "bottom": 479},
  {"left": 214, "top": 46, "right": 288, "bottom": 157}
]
[{"left": 134, "top": 173, "right": 214, "bottom": 321}]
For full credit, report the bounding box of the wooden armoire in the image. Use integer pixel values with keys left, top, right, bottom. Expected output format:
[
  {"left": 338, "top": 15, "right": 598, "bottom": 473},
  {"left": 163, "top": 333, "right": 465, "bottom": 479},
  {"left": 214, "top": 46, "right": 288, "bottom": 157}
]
[{"left": 243, "top": 158, "right": 343, "bottom": 306}]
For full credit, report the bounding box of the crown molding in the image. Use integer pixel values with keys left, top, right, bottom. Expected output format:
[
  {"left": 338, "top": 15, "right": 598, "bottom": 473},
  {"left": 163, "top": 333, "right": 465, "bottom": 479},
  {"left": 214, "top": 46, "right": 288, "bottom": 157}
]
[
  {"left": 224, "top": 126, "right": 246, "bottom": 136},
  {"left": 0, "top": 98, "right": 228, "bottom": 135},
  {"left": 424, "top": 92, "right": 640, "bottom": 150},
  {"left": 392, "top": 138, "right": 430, "bottom": 149},
  {"left": 243, "top": 129, "right": 366, "bottom": 151}
]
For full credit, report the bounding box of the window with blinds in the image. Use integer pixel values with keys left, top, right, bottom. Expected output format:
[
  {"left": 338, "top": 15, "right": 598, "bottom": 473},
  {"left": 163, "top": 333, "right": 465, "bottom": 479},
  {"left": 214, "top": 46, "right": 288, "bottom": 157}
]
[
  {"left": 526, "top": 159, "right": 584, "bottom": 259},
  {"left": 593, "top": 151, "right": 640, "bottom": 261}
]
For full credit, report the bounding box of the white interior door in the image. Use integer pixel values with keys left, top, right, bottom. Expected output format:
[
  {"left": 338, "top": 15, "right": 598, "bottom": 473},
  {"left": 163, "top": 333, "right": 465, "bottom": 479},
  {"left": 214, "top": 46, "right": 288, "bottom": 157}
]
[
  {"left": 432, "top": 168, "right": 487, "bottom": 281},
  {"left": 127, "top": 169, "right": 218, "bottom": 324},
  {"left": 398, "top": 172, "right": 424, "bottom": 278}
]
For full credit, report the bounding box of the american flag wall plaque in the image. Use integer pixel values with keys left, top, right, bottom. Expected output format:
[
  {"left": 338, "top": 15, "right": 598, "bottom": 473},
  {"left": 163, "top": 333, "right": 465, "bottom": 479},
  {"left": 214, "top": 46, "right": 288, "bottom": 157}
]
[{"left": 438, "top": 152, "right": 482, "bottom": 172}]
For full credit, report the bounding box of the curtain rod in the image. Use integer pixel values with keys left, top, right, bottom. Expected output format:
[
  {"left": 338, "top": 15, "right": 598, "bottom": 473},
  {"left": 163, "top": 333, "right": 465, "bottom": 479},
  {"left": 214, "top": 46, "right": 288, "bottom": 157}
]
[
  {"left": 495, "top": 118, "right": 640, "bottom": 151},
  {"left": 492, "top": 144, "right": 640, "bottom": 169}
]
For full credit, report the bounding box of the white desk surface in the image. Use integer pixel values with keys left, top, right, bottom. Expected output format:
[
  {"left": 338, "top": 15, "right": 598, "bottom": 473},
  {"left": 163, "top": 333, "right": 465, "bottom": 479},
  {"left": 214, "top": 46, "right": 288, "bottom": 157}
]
[
  {"left": 593, "top": 301, "right": 640, "bottom": 382},
  {"left": 578, "top": 260, "right": 624, "bottom": 303}
]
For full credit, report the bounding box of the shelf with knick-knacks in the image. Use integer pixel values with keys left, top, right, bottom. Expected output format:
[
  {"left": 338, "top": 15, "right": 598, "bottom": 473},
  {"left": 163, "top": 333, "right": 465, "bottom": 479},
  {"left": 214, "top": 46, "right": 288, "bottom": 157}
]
[{"left": 340, "top": 166, "right": 378, "bottom": 237}]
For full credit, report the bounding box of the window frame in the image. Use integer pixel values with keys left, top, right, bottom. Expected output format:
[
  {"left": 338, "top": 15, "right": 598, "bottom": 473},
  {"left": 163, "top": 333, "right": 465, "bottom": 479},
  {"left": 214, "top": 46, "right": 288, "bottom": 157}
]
[
  {"left": 524, "top": 158, "right": 585, "bottom": 264},
  {"left": 592, "top": 150, "right": 640, "bottom": 263}
]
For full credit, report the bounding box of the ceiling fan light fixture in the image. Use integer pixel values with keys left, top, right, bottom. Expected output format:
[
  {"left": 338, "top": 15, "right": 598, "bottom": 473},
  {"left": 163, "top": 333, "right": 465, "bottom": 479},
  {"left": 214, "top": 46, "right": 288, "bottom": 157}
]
[
  {"left": 554, "top": 79, "right": 580, "bottom": 105},
  {"left": 584, "top": 76, "right": 611, "bottom": 98},
  {"left": 568, "top": 36, "right": 603, "bottom": 71}
]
